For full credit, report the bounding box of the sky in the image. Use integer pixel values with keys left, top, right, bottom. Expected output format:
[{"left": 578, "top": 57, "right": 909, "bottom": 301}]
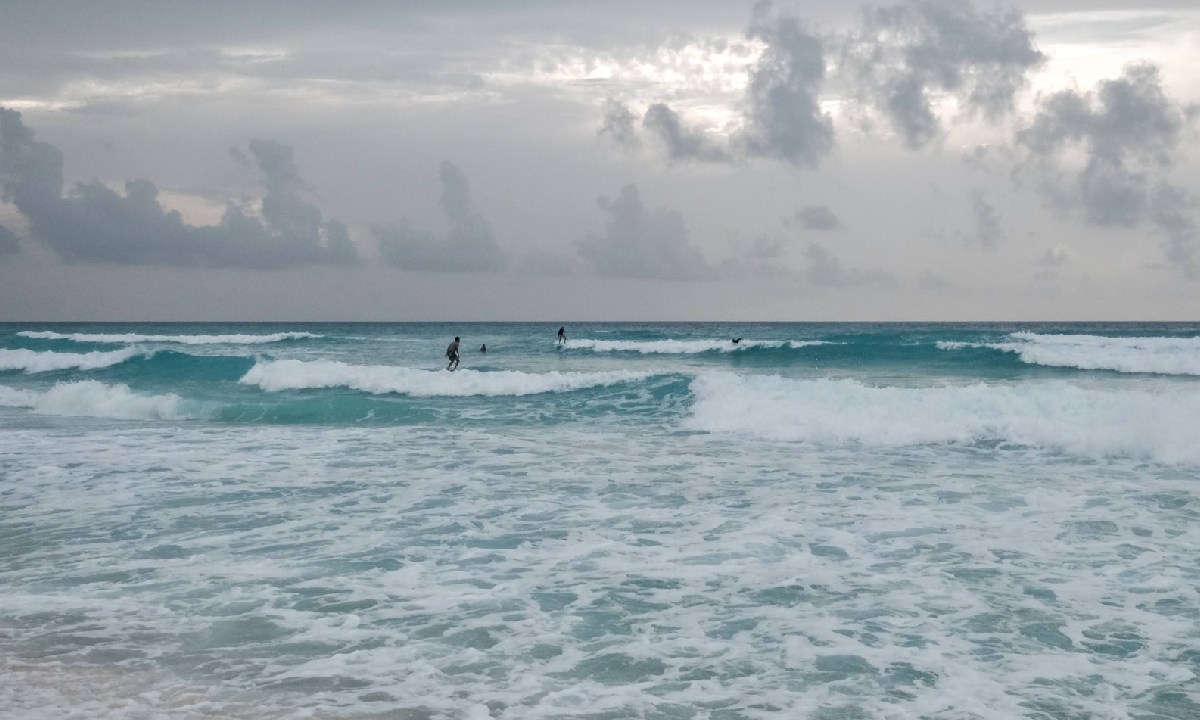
[{"left": 1, "top": 0, "right": 1199, "bottom": 321}]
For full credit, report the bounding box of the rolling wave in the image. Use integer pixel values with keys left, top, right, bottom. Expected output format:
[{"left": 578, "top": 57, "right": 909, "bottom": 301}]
[
  {"left": 0, "top": 347, "right": 144, "bottom": 373},
  {"left": 685, "top": 372, "right": 1200, "bottom": 464},
  {"left": 240, "top": 359, "right": 655, "bottom": 396},
  {"left": 18, "top": 330, "right": 320, "bottom": 345},
  {"left": 939, "top": 332, "right": 1200, "bottom": 375},
  {"left": 566, "top": 338, "right": 827, "bottom": 354},
  {"left": 0, "top": 381, "right": 204, "bottom": 420}
]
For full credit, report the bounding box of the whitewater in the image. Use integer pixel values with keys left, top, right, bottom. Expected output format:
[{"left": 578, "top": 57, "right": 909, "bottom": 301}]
[{"left": 1, "top": 322, "right": 1198, "bottom": 719}]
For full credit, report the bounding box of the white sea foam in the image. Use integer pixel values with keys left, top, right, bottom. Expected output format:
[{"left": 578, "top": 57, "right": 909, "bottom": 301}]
[
  {"left": 685, "top": 372, "right": 1200, "bottom": 463},
  {"left": 567, "top": 338, "right": 826, "bottom": 354},
  {"left": 939, "top": 332, "right": 1200, "bottom": 375},
  {"left": 18, "top": 330, "right": 320, "bottom": 344},
  {"left": 241, "top": 359, "right": 653, "bottom": 396},
  {"left": 0, "top": 381, "right": 200, "bottom": 420},
  {"left": 0, "top": 347, "right": 143, "bottom": 373}
]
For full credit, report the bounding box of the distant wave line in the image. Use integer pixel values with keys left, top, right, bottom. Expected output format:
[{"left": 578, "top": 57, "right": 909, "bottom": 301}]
[
  {"left": 565, "top": 338, "right": 830, "bottom": 354},
  {"left": 19, "top": 330, "right": 321, "bottom": 345}
]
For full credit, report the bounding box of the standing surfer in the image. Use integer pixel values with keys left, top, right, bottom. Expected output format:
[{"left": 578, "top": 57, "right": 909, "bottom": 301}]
[
  {"left": 446, "top": 336, "right": 461, "bottom": 371},
  {"left": 557, "top": 326, "right": 566, "bottom": 345}
]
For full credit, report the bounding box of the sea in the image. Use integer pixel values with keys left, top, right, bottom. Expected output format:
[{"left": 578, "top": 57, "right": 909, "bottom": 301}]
[{"left": 1, "top": 322, "right": 1198, "bottom": 720}]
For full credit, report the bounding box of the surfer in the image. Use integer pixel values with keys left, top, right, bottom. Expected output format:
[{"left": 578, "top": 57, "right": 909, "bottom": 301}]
[
  {"left": 446, "top": 336, "right": 460, "bottom": 371},
  {"left": 732, "top": 337, "right": 742, "bottom": 344},
  {"left": 557, "top": 326, "right": 566, "bottom": 344},
  {"left": 480, "top": 343, "right": 487, "bottom": 353}
]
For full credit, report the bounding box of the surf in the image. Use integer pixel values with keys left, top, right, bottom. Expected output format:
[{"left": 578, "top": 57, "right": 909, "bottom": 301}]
[
  {"left": 684, "top": 371, "right": 1200, "bottom": 464},
  {"left": 939, "top": 331, "right": 1200, "bottom": 376}
]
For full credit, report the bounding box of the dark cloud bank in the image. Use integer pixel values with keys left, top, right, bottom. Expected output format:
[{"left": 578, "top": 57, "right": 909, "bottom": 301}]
[{"left": 0, "top": 108, "right": 357, "bottom": 268}]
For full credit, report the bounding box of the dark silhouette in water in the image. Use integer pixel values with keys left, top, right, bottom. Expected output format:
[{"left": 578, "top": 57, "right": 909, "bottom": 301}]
[
  {"left": 557, "top": 326, "right": 566, "bottom": 344},
  {"left": 732, "top": 337, "right": 742, "bottom": 344},
  {"left": 480, "top": 344, "right": 487, "bottom": 353},
  {"left": 446, "top": 336, "right": 460, "bottom": 370}
]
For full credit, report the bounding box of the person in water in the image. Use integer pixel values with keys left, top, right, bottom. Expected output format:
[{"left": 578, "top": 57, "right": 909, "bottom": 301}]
[
  {"left": 557, "top": 326, "right": 566, "bottom": 344},
  {"left": 732, "top": 337, "right": 742, "bottom": 344},
  {"left": 446, "top": 336, "right": 460, "bottom": 370},
  {"left": 480, "top": 343, "right": 487, "bottom": 353}
]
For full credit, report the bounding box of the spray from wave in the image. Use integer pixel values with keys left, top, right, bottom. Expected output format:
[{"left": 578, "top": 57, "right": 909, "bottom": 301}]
[{"left": 241, "top": 359, "right": 654, "bottom": 397}]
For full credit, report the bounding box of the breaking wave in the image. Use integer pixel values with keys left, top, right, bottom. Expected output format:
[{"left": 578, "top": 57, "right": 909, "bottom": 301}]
[
  {"left": 0, "top": 347, "right": 144, "bottom": 373},
  {"left": 938, "top": 332, "right": 1200, "bottom": 376},
  {"left": 0, "top": 381, "right": 202, "bottom": 420},
  {"left": 685, "top": 372, "right": 1200, "bottom": 464},
  {"left": 240, "top": 359, "right": 654, "bottom": 397}
]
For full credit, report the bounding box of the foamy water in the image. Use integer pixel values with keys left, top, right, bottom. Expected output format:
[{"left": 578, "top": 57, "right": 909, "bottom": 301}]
[{"left": 2, "top": 322, "right": 1198, "bottom": 719}]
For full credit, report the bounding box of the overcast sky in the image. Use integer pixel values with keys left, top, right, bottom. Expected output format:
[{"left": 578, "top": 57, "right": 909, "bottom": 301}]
[{"left": 2, "top": 0, "right": 1198, "bottom": 321}]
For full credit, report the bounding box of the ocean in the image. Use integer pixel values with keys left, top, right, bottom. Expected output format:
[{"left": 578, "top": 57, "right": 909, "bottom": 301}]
[{"left": 1, "top": 322, "right": 1198, "bottom": 719}]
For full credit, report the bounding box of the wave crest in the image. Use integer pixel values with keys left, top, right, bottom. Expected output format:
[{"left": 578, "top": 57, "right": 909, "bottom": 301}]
[
  {"left": 0, "top": 381, "right": 201, "bottom": 420},
  {"left": 567, "top": 338, "right": 825, "bottom": 354},
  {"left": 684, "top": 372, "right": 1200, "bottom": 464},
  {"left": 240, "top": 359, "right": 653, "bottom": 396},
  {"left": 939, "top": 332, "right": 1200, "bottom": 375},
  {"left": 0, "top": 348, "right": 143, "bottom": 373}
]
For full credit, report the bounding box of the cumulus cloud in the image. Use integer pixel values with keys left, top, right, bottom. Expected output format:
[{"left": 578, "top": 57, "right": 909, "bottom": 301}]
[
  {"left": 598, "top": 1, "right": 832, "bottom": 166},
  {"left": 1150, "top": 183, "right": 1198, "bottom": 277},
  {"left": 601, "top": 0, "right": 1042, "bottom": 164},
  {"left": 737, "top": 1, "right": 834, "bottom": 165},
  {"left": 0, "top": 108, "right": 358, "bottom": 268},
  {"left": 0, "top": 225, "right": 18, "bottom": 257},
  {"left": 1016, "top": 63, "right": 1198, "bottom": 273},
  {"left": 598, "top": 98, "right": 642, "bottom": 152},
  {"left": 802, "top": 242, "right": 891, "bottom": 286},
  {"left": 642, "top": 103, "right": 732, "bottom": 163},
  {"left": 375, "top": 161, "right": 506, "bottom": 272},
  {"left": 791, "top": 205, "right": 840, "bottom": 230},
  {"left": 577, "top": 184, "right": 713, "bottom": 280},
  {"left": 966, "top": 193, "right": 1004, "bottom": 249},
  {"left": 844, "top": 0, "right": 1044, "bottom": 149}
]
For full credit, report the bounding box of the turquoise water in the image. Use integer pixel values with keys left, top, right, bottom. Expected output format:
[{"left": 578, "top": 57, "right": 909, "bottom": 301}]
[{"left": 1, "top": 323, "right": 1198, "bottom": 718}]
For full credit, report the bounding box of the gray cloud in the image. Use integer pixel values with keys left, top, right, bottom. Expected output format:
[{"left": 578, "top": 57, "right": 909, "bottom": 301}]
[
  {"left": 0, "top": 225, "right": 18, "bottom": 257},
  {"left": 845, "top": 0, "right": 1044, "bottom": 148},
  {"left": 375, "top": 161, "right": 506, "bottom": 272},
  {"left": 598, "top": 99, "right": 642, "bottom": 151},
  {"left": 967, "top": 193, "right": 1004, "bottom": 249},
  {"left": 1016, "top": 63, "right": 1198, "bottom": 272},
  {"left": 642, "top": 103, "right": 732, "bottom": 163},
  {"left": 737, "top": 1, "right": 834, "bottom": 165},
  {"left": 1150, "top": 183, "right": 1198, "bottom": 277},
  {"left": 802, "top": 242, "right": 891, "bottom": 286},
  {"left": 793, "top": 204, "right": 840, "bottom": 230},
  {"left": 1019, "top": 63, "right": 1186, "bottom": 166},
  {"left": 597, "top": 1, "right": 833, "bottom": 166},
  {"left": 577, "top": 184, "right": 713, "bottom": 280},
  {"left": 0, "top": 107, "right": 358, "bottom": 268}
]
